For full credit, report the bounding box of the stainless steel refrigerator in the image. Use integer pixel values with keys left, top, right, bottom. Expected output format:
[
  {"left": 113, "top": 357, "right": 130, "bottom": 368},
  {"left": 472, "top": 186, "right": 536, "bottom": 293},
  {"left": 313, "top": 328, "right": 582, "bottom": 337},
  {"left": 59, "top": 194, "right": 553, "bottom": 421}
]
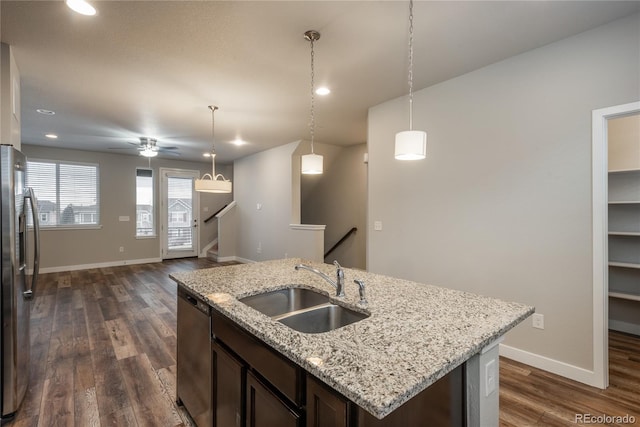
[{"left": 0, "top": 145, "right": 40, "bottom": 421}]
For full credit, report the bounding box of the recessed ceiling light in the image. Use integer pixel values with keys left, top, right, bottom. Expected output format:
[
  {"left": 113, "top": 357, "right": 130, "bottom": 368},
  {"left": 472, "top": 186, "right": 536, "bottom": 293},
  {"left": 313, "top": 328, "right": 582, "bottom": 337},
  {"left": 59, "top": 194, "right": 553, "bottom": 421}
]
[
  {"left": 45, "top": 134, "right": 58, "bottom": 139},
  {"left": 36, "top": 109, "right": 55, "bottom": 115},
  {"left": 65, "top": 0, "right": 97, "bottom": 16},
  {"left": 203, "top": 153, "right": 211, "bottom": 157},
  {"left": 232, "top": 138, "right": 246, "bottom": 146},
  {"left": 316, "top": 87, "right": 331, "bottom": 96}
]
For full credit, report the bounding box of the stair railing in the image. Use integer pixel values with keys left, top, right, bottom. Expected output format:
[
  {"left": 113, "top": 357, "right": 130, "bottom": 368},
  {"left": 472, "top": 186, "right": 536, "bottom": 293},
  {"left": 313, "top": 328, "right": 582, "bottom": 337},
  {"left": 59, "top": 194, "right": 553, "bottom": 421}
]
[
  {"left": 204, "top": 203, "right": 229, "bottom": 224},
  {"left": 324, "top": 227, "right": 357, "bottom": 259}
]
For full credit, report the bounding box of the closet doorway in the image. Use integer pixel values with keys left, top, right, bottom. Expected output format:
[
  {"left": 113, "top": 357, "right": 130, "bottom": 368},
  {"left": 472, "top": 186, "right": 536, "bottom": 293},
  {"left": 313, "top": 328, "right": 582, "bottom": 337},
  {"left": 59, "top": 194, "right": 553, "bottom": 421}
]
[{"left": 592, "top": 101, "right": 640, "bottom": 389}]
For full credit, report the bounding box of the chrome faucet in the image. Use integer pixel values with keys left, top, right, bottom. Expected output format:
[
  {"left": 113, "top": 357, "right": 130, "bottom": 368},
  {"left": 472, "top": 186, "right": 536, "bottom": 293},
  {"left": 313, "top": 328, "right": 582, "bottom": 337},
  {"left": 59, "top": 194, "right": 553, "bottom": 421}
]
[
  {"left": 294, "top": 260, "right": 346, "bottom": 297},
  {"left": 353, "top": 279, "right": 367, "bottom": 304}
]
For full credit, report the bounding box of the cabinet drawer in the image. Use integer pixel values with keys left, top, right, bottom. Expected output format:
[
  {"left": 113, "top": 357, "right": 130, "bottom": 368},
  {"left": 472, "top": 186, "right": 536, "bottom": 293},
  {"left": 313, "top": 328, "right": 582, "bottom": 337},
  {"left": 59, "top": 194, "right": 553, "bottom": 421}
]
[{"left": 212, "top": 310, "right": 301, "bottom": 406}]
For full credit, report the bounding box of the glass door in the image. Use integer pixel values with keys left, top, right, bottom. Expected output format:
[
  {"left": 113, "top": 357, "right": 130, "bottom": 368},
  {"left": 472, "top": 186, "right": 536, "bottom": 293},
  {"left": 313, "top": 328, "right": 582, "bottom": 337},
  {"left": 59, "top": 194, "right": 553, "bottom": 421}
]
[{"left": 160, "top": 169, "right": 199, "bottom": 259}]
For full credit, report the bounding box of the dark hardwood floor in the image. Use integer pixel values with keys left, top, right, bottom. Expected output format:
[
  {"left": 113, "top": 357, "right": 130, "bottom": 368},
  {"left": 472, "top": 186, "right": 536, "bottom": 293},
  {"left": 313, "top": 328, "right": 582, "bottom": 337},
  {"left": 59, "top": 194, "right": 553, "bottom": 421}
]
[
  {"left": 500, "top": 332, "right": 640, "bottom": 426},
  {"left": 5, "top": 258, "right": 640, "bottom": 426},
  {"left": 7, "top": 257, "right": 233, "bottom": 427}
]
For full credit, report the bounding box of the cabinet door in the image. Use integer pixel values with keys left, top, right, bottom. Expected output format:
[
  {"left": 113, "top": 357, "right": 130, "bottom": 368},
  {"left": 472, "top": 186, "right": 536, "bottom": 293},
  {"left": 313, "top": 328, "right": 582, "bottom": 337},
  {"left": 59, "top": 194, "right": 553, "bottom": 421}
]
[
  {"left": 213, "top": 341, "right": 244, "bottom": 427},
  {"left": 307, "top": 375, "right": 349, "bottom": 427},
  {"left": 246, "top": 371, "right": 300, "bottom": 427}
]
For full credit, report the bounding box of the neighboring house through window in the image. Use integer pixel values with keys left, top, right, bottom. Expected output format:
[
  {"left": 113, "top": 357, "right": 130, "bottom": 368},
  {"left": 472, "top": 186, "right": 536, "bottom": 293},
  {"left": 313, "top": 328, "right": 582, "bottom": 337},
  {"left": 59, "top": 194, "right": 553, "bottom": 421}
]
[{"left": 136, "top": 169, "right": 155, "bottom": 236}]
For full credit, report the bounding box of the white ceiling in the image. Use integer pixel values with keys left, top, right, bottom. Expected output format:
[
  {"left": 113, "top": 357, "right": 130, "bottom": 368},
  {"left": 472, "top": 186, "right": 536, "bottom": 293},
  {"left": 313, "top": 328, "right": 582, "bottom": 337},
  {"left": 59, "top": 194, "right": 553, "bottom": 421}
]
[{"left": 2, "top": 1, "right": 638, "bottom": 163}]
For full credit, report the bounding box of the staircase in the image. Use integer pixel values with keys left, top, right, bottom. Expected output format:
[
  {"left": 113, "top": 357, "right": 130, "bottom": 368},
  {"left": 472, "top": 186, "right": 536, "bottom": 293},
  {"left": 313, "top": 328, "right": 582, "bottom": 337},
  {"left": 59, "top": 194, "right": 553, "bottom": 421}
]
[
  {"left": 207, "top": 241, "right": 219, "bottom": 261},
  {"left": 202, "top": 201, "right": 237, "bottom": 263}
]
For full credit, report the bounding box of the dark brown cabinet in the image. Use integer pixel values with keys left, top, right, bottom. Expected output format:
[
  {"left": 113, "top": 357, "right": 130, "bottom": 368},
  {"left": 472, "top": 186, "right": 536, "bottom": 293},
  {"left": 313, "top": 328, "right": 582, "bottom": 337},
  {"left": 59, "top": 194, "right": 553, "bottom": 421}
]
[
  {"left": 212, "top": 341, "right": 244, "bottom": 427},
  {"left": 306, "top": 375, "right": 349, "bottom": 427},
  {"left": 246, "top": 371, "right": 301, "bottom": 427}
]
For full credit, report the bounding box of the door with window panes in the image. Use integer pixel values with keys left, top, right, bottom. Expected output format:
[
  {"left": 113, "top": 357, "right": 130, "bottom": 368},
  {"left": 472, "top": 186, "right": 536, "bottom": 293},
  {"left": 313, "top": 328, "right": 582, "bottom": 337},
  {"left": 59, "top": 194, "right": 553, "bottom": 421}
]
[{"left": 160, "top": 169, "right": 199, "bottom": 259}]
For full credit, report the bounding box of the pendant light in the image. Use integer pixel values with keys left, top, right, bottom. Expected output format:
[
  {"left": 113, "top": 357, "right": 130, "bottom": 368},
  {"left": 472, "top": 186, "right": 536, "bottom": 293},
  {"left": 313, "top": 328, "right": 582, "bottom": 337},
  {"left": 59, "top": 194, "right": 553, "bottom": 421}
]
[
  {"left": 195, "top": 106, "right": 232, "bottom": 193},
  {"left": 395, "top": 0, "right": 427, "bottom": 160},
  {"left": 301, "top": 30, "right": 323, "bottom": 175}
]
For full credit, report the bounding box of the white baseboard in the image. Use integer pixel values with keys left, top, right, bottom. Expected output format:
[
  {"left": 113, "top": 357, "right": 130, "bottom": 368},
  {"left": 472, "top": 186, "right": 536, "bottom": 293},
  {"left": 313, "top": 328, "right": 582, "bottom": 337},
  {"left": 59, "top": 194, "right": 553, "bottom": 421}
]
[
  {"left": 232, "top": 256, "right": 255, "bottom": 264},
  {"left": 499, "top": 344, "right": 601, "bottom": 388},
  {"left": 34, "top": 257, "right": 162, "bottom": 274},
  {"left": 199, "top": 238, "right": 218, "bottom": 258},
  {"left": 609, "top": 319, "right": 640, "bottom": 336}
]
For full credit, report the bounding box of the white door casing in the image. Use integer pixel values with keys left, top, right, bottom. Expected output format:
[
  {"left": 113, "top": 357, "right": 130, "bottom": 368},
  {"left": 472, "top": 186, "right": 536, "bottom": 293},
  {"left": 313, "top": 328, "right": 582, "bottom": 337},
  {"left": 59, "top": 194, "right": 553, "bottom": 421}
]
[
  {"left": 160, "top": 168, "right": 200, "bottom": 259},
  {"left": 591, "top": 101, "right": 640, "bottom": 389}
]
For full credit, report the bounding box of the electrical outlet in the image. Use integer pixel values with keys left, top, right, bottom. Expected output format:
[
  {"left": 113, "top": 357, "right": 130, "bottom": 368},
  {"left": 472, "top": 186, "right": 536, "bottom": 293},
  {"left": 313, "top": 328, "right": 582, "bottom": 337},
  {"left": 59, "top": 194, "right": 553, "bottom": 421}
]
[
  {"left": 532, "top": 313, "right": 544, "bottom": 330},
  {"left": 485, "top": 358, "right": 496, "bottom": 396},
  {"left": 119, "top": 246, "right": 125, "bottom": 253},
  {"left": 374, "top": 221, "right": 382, "bottom": 231}
]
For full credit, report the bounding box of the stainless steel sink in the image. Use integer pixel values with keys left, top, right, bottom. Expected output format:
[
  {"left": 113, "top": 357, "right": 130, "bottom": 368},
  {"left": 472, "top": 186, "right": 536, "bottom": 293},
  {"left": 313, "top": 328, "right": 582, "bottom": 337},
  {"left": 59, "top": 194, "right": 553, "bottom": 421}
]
[
  {"left": 239, "top": 287, "right": 329, "bottom": 318},
  {"left": 239, "top": 287, "right": 369, "bottom": 333},
  {"left": 277, "top": 304, "right": 369, "bottom": 334}
]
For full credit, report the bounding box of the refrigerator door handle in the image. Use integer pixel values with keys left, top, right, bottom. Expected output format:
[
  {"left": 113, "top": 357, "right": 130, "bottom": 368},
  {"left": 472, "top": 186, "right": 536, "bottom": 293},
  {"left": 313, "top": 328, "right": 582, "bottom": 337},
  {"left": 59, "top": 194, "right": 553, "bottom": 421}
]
[{"left": 23, "top": 188, "right": 40, "bottom": 300}]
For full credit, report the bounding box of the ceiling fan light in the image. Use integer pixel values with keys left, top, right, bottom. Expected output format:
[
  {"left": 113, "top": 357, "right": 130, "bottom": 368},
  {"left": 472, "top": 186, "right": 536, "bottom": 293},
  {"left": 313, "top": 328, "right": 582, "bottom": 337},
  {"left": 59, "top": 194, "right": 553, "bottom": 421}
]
[
  {"left": 140, "top": 148, "right": 158, "bottom": 158},
  {"left": 395, "top": 130, "right": 426, "bottom": 160},
  {"left": 301, "top": 153, "right": 323, "bottom": 174},
  {"left": 65, "top": 0, "right": 97, "bottom": 16}
]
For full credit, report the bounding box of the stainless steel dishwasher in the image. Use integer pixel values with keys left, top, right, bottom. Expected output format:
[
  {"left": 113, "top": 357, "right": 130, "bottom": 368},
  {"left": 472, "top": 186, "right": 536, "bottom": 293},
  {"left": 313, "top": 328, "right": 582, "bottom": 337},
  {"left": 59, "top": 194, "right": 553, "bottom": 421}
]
[{"left": 177, "top": 286, "right": 212, "bottom": 427}]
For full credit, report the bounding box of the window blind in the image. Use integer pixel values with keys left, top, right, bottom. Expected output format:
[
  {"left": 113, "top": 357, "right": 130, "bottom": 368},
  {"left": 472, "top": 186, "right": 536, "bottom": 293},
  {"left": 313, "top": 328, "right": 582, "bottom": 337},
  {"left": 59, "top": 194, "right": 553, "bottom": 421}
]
[
  {"left": 136, "top": 168, "right": 155, "bottom": 236},
  {"left": 26, "top": 160, "right": 100, "bottom": 227}
]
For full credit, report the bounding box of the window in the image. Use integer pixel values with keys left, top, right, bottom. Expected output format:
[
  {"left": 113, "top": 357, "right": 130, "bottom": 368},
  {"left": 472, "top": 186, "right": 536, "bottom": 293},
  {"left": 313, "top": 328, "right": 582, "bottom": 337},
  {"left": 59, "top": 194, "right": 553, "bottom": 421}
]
[
  {"left": 169, "top": 211, "right": 188, "bottom": 224},
  {"left": 136, "top": 169, "right": 155, "bottom": 236},
  {"left": 26, "top": 160, "right": 99, "bottom": 228}
]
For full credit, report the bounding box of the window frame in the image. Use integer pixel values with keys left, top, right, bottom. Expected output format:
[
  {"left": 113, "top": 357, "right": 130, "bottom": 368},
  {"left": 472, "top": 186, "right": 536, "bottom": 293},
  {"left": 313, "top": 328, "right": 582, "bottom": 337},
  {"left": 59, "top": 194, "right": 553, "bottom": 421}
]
[
  {"left": 136, "top": 168, "right": 156, "bottom": 238},
  {"left": 26, "top": 158, "right": 101, "bottom": 229}
]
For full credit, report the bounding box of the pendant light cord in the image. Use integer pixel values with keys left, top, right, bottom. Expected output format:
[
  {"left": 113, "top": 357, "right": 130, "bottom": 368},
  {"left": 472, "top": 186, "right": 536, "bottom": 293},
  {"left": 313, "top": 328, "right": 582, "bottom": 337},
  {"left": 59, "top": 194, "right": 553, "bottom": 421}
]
[
  {"left": 209, "top": 105, "right": 218, "bottom": 177},
  {"left": 309, "top": 37, "right": 316, "bottom": 154},
  {"left": 209, "top": 105, "right": 218, "bottom": 154},
  {"left": 408, "top": 0, "right": 415, "bottom": 131}
]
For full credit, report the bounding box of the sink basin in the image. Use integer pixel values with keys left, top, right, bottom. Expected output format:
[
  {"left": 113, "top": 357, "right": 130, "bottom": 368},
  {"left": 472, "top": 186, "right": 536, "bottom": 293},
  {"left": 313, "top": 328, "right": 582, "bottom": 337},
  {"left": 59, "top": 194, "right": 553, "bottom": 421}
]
[
  {"left": 278, "top": 304, "right": 369, "bottom": 334},
  {"left": 239, "top": 287, "right": 329, "bottom": 318},
  {"left": 239, "top": 287, "right": 369, "bottom": 333}
]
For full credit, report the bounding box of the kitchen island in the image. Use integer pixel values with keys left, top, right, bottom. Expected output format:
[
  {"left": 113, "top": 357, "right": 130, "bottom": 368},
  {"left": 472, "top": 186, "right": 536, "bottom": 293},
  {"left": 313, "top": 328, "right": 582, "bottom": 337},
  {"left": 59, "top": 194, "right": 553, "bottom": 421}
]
[{"left": 170, "top": 258, "right": 533, "bottom": 426}]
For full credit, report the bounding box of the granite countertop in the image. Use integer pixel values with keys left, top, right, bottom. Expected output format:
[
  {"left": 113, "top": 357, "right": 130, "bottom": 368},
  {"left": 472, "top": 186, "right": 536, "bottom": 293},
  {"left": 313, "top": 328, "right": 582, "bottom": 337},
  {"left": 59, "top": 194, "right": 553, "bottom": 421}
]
[{"left": 170, "top": 258, "right": 533, "bottom": 419}]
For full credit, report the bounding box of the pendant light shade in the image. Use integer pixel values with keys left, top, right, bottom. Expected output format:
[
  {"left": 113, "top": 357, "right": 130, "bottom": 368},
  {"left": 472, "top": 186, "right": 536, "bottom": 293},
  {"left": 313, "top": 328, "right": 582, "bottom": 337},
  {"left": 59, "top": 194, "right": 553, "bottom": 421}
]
[
  {"left": 395, "top": 0, "right": 427, "bottom": 161},
  {"left": 301, "top": 30, "right": 323, "bottom": 175},
  {"left": 395, "top": 130, "right": 426, "bottom": 160},
  {"left": 301, "top": 153, "right": 323, "bottom": 174},
  {"left": 195, "top": 106, "right": 232, "bottom": 194}
]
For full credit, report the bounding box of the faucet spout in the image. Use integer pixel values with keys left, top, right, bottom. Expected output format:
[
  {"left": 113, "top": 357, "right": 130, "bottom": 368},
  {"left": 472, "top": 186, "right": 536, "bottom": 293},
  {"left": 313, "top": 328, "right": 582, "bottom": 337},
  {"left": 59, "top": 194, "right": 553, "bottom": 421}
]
[{"left": 294, "top": 261, "right": 346, "bottom": 297}]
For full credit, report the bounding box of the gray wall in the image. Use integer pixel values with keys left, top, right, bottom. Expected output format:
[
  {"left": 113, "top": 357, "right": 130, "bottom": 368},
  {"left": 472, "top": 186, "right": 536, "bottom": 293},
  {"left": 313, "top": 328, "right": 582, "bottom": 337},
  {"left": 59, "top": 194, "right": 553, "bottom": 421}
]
[
  {"left": 234, "top": 141, "right": 299, "bottom": 262},
  {"left": 1, "top": 43, "right": 21, "bottom": 150},
  {"left": 302, "top": 143, "right": 367, "bottom": 269},
  {"left": 367, "top": 14, "right": 639, "bottom": 372},
  {"left": 22, "top": 144, "right": 232, "bottom": 270}
]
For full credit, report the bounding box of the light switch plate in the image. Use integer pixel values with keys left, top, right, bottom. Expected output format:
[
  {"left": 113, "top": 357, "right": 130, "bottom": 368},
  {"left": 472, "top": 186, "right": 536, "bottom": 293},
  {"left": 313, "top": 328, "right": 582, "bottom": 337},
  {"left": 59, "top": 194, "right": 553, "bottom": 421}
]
[{"left": 374, "top": 221, "right": 382, "bottom": 231}]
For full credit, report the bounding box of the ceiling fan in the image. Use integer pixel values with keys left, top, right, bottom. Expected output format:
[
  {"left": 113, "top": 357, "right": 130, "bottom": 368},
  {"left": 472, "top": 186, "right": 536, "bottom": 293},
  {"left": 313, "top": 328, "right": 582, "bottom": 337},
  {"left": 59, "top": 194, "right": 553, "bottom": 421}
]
[{"left": 109, "top": 137, "right": 180, "bottom": 157}]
